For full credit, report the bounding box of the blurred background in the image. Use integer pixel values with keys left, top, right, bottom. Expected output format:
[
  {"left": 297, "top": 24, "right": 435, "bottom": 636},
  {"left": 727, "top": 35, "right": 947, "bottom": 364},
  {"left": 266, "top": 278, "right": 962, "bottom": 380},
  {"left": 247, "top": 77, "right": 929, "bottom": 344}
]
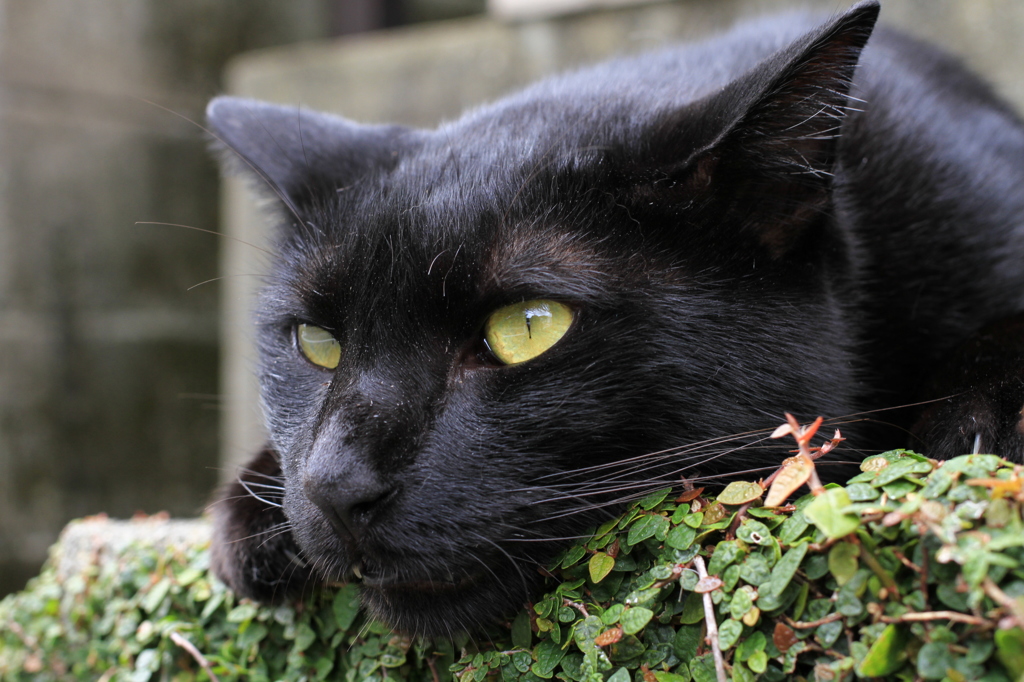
[
  {"left": 2, "top": 0, "right": 1022, "bottom": 598},
  {"left": 0, "top": 0, "right": 483, "bottom": 599}
]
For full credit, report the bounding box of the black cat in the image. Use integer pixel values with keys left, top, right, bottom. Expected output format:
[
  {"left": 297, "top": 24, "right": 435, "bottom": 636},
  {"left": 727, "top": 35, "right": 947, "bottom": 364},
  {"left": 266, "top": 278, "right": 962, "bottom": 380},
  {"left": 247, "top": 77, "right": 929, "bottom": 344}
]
[{"left": 206, "top": 1, "right": 1024, "bottom": 636}]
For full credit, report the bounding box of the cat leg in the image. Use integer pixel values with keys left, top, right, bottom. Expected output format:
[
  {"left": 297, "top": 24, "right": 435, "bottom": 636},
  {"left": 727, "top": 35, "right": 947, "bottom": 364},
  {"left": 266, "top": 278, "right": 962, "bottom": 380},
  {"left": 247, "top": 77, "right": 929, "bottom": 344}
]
[{"left": 209, "top": 446, "right": 318, "bottom": 602}]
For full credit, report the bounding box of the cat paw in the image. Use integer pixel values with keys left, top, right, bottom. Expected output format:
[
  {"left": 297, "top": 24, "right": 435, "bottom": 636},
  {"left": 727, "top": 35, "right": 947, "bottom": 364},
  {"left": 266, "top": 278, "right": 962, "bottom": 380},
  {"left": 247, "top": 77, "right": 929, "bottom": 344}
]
[
  {"left": 911, "top": 314, "right": 1024, "bottom": 461},
  {"left": 209, "top": 446, "right": 318, "bottom": 602}
]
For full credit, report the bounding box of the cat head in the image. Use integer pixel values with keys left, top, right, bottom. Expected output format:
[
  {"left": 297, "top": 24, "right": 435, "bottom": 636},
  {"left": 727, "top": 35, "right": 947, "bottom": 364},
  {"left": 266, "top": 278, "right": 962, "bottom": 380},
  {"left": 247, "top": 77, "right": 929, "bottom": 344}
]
[{"left": 208, "top": 1, "right": 878, "bottom": 636}]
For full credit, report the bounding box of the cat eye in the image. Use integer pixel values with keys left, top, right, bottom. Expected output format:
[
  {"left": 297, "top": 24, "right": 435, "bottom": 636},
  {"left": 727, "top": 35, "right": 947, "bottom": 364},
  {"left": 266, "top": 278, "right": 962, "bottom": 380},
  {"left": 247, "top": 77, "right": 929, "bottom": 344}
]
[
  {"left": 296, "top": 323, "right": 342, "bottom": 369},
  {"left": 484, "top": 300, "right": 574, "bottom": 365}
]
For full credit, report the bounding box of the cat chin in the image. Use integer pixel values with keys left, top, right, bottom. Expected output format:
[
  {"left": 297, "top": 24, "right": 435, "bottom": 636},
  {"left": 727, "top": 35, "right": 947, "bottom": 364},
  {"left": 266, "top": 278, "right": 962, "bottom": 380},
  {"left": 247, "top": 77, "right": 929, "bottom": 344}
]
[
  {"left": 357, "top": 573, "right": 538, "bottom": 638},
  {"left": 292, "top": 518, "right": 548, "bottom": 636}
]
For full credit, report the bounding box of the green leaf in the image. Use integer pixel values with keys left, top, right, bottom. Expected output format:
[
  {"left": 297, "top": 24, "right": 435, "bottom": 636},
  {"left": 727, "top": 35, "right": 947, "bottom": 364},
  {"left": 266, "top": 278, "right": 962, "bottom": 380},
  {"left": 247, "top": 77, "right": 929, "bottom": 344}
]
[
  {"left": 141, "top": 578, "right": 172, "bottom": 615},
  {"left": 601, "top": 604, "right": 624, "bottom": 625},
  {"left": 717, "top": 619, "right": 743, "bottom": 650},
  {"left": 995, "top": 628, "right": 1024, "bottom": 679},
  {"left": 731, "top": 660, "right": 755, "bottom": 682},
  {"left": 747, "top": 650, "right": 768, "bottom": 674},
  {"left": 621, "top": 607, "right": 654, "bottom": 635},
  {"left": 673, "top": 624, "right": 703, "bottom": 661},
  {"left": 765, "top": 541, "right": 809, "bottom": 600},
  {"left": 736, "top": 553, "right": 770, "bottom": 587},
  {"left": 803, "top": 553, "right": 829, "bottom": 580},
  {"left": 332, "top": 584, "right": 361, "bottom": 631},
  {"left": 627, "top": 514, "right": 668, "bottom": 546},
  {"left": 226, "top": 602, "right": 258, "bottom": 623},
  {"left": 638, "top": 488, "right": 673, "bottom": 510},
  {"left": 135, "top": 648, "right": 160, "bottom": 673},
  {"left": 815, "top": 619, "right": 843, "bottom": 649},
  {"left": 690, "top": 654, "right": 718, "bottom": 682},
  {"left": 777, "top": 510, "right": 810, "bottom": 544},
  {"left": 882, "top": 478, "right": 921, "bottom": 499},
  {"left": 588, "top": 552, "right": 616, "bottom": 584},
  {"left": 707, "top": 540, "right": 745, "bottom": 576},
  {"left": 857, "top": 624, "right": 910, "bottom": 677},
  {"left": 609, "top": 634, "right": 646, "bottom": 661},
  {"left": 827, "top": 542, "right": 859, "bottom": 586},
  {"left": 735, "top": 630, "right": 766, "bottom": 662},
  {"left": 922, "top": 467, "right": 955, "bottom": 499},
  {"left": 512, "top": 610, "right": 532, "bottom": 650},
  {"left": 729, "top": 586, "right": 756, "bottom": 621},
  {"left": 666, "top": 525, "right": 697, "bottom": 551},
  {"left": 722, "top": 564, "right": 741, "bottom": 592},
  {"left": 175, "top": 568, "right": 203, "bottom": 586},
  {"left": 736, "top": 520, "right": 772, "bottom": 546},
  {"left": 562, "top": 544, "right": 588, "bottom": 568},
  {"left": 653, "top": 673, "right": 689, "bottom": 682},
  {"left": 845, "top": 483, "right": 880, "bottom": 501},
  {"left": 717, "top": 481, "right": 763, "bottom": 506},
  {"left": 607, "top": 668, "right": 631, "bottom": 682},
  {"left": 533, "top": 639, "right": 567, "bottom": 677},
  {"left": 917, "top": 641, "right": 955, "bottom": 680},
  {"left": 803, "top": 488, "right": 860, "bottom": 540},
  {"left": 237, "top": 622, "right": 268, "bottom": 650},
  {"left": 293, "top": 622, "right": 316, "bottom": 652},
  {"left": 942, "top": 454, "right": 1002, "bottom": 474},
  {"left": 872, "top": 457, "right": 934, "bottom": 487}
]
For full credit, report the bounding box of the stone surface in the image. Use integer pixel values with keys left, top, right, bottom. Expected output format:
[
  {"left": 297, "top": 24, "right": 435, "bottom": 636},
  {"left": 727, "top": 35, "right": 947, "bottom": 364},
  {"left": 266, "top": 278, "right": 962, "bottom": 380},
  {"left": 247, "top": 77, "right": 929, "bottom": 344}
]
[
  {"left": 220, "top": 0, "right": 1024, "bottom": 473},
  {"left": 53, "top": 515, "right": 211, "bottom": 584}
]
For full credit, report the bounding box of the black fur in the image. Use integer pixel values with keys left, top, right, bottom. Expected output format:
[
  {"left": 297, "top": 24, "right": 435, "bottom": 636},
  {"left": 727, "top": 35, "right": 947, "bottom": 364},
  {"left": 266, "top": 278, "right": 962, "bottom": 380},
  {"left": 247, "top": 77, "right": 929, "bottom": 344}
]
[
  {"left": 911, "top": 313, "right": 1024, "bottom": 457},
  {"left": 206, "top": 1, "right": 1024, "bottom": 636}
]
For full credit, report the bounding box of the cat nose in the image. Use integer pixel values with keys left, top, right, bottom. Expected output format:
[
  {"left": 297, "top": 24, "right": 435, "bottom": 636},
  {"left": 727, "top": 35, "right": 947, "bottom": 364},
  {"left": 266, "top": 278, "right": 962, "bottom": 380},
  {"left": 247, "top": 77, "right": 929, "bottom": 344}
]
[{"left": 303, "top": 461, "right": 393, "bottom": 543}]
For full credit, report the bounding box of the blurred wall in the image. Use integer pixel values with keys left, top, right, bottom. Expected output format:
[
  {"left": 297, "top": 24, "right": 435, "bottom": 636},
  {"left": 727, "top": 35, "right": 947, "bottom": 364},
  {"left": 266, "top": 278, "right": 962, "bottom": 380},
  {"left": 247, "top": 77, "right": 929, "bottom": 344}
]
[
  {"left": 219, "top": 0, "right": 1024, "bottom": 474},
  {"left": 0, "top": 0, "right": 336, "bottom": 597}
]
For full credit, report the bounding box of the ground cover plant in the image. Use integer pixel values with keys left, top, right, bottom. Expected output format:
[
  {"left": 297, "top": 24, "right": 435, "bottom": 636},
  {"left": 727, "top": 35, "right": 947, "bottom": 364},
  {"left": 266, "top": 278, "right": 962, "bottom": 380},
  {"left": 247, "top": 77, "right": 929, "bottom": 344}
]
[{"left": 3, "top": 418, "right": 1024, "bottom": 681}]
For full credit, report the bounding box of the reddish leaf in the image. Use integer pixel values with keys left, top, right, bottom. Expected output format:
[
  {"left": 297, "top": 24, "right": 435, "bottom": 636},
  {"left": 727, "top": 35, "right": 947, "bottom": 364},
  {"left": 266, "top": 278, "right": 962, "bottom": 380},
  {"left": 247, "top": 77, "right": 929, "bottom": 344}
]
[
  {"left": 764, "top": 455, "right": 814, "bottom": 508},
  {"left": 694, "top": 576, "right": 723, "bottom": 593},
  {"left": 773, "top": 622, "right": 798, "bottom": 653},
  {"left": 594, "top": 627, "right": 623, "bottom": 646},
  {"left": 675, "top": 487, "right": 705, "bottom": 504}
]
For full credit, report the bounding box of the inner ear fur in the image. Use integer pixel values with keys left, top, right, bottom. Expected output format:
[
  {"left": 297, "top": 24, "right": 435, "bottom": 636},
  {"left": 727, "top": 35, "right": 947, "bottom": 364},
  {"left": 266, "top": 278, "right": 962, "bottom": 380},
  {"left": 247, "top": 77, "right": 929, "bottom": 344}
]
[
  {"left": 206, "top": 96, "right": 416, "bottom": 212},
  {"left": 640, "top": 1, "right": 880, "bottom": 258}
]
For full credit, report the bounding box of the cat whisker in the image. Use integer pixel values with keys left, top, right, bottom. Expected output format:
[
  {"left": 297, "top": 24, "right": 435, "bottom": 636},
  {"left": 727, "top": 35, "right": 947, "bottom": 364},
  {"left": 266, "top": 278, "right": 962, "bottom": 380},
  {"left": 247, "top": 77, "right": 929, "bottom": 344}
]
[
  {"left": 573, "top": 440, "right": 772, "bottom": 488},
  {"left": 533, "top": 439, "right": 774, "bottom": 492},
  {"left": 234, "top": 479, "right": 285, "bottom": 492},
  {"left": 213, "top": 493, "right": 284, "bottom": 506},
  {"left": 236, "top": 466, "right": 285, "bottom": 483},
  {"left": 531, "top": 427, "right": 777, "bottom": 481},
  {"left": 465, "top": 531, "right": 521, "bottom": 597},
  {"left": 238, "top": 478, "right": 284, "bottom": 508},
  {"left": 135, "top": 221, "right": 272, "bottom": 256},
  {"left": 186, "top": 273, "right": 263, "bottom": 291},
  {"left": 226, "top": 521, "right": 293, "bottom": 546},
  {"left": 499, "top": 532, "right": 605, "bottom": 543}
]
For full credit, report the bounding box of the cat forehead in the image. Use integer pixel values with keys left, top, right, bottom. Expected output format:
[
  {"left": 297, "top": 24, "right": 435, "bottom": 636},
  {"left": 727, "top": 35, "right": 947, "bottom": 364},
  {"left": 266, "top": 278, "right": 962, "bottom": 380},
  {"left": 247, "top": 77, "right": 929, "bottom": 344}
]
[{"left": 287, "top": 190, "right": 615, "bottom": 302}]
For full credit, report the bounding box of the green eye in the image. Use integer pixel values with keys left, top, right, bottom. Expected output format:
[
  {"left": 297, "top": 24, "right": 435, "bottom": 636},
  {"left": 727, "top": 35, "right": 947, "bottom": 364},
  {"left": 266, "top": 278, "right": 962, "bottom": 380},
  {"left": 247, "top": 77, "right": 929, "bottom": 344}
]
[
  {"left": 484, "top": 299, "right": 573, "bottom": 365},
  {"left": 297, "top": 323, "right": 342, "bottom": 369}
]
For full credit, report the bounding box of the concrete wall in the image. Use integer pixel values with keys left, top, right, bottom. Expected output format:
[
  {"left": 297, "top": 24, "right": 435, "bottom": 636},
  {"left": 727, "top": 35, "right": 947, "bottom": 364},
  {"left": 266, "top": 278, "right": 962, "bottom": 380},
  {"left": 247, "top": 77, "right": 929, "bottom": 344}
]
[
  {"left": 0, "top": 0, "right": 335, "bottom": 596},
  {"left": 220, "top": 0, "right": 1024, "bottom": 474}
]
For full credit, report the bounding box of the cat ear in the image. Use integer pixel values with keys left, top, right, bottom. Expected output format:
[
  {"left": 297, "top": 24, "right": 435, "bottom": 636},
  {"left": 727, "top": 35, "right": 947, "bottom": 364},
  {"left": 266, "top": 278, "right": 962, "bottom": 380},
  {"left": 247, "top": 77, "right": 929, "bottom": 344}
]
[
  {"left": 639, "top": 1, "right": 880, "bottom": 258},
  {"left": 206, "top": 96, "right": 415, "bottom": 210}
]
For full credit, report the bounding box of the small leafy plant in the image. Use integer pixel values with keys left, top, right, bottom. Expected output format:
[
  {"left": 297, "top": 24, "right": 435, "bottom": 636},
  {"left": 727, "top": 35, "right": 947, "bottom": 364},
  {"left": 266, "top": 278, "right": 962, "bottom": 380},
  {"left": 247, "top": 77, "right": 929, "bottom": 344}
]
[{"left": 4, "top": 419, "right": 1024, "bottom": 681}]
